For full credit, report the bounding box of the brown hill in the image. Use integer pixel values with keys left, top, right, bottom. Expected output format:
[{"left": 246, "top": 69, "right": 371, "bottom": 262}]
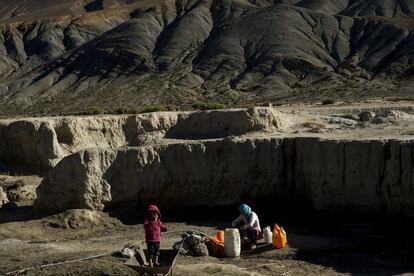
[{"left": 0, "top": 0, "right": 413, "bottom": 115}]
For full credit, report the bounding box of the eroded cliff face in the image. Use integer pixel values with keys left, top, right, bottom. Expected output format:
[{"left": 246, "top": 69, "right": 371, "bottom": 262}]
[
  {"left": 0, "top": 120, "right": 61, "bottom": 170},
  {"left": 293, "top": 139, "right": 414, "bottom": 215},
  {"left": 1, "top": 106, "right": 413, "bottom": 217},
  {"left": 0, "top": 107, "right": 283, "bottom": 171},
  {"left": 35, "top": 137, "right": 414, "bottom": 217}
]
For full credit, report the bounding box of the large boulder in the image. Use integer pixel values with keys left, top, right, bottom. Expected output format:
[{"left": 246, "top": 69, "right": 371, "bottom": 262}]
[
  {"left": 165, "top": 107, "right": 286, "bottom": 139},
  {"left": 0, "top": 120, "right": 61, "bottom": 171}
]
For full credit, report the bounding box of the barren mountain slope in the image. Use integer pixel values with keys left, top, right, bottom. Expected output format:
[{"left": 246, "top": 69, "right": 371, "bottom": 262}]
[
  {"left": 278, "top": 0, "right": 414, "bottom": 17},
  {"left": 0, "top": 0, "right": 413, "bottom": 115}
]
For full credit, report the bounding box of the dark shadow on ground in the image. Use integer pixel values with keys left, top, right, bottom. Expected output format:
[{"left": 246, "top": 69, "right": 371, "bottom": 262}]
[
  {"left": 0, "top": 205, "right": 49, "bottom": 224},
  {"left": 295, "top": 250, "right": 414, "bottom": 275},
  {"left": 161, "top": 201, "right": 414, "bottom": 275},
  {"left": 243, "top": 243, "right": 275, "bottom": 255},
  {"left": 255, "top": 204, "right": 414, "bottom": 275},
  {"left": 4, "top": 200, "right": 412, "bottom": 275},
  {"left": 107, "top": 205, "right": 234, "bottom": 230},
  {"left": 0, "top": 164, "right": 46, "bottom": 177}
]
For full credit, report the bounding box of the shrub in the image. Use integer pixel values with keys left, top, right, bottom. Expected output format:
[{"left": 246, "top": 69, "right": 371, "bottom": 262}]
[
  {"left": 321, "top": 99, "right": 335, "bottom": 105},
  {"left": 83, "top": 106, "right": 104, "bottom": 115},
  {"left": 108, "top": 105, "right": 178, "bottom": 115},
  {"left": 138, "top": 104, "right": 178, "bottom": 114},
  {"left": 114, "top": 107, "right": 129, "bottom": 114},
  {"left": 192, "top": 101, "right": 225, "bottom": 110}
]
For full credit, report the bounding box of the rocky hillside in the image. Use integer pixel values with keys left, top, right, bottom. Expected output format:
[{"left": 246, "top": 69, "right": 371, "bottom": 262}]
[{"left": 0, "top": 0, "right": 413, "bottom": 115}]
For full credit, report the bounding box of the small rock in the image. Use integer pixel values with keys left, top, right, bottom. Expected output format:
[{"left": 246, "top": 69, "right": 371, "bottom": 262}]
[
  {"left": 371, "top": 116, "right": 388, "bottom": 124},
  {"left": 339, "top": 114, "right": 359, "bottom": 121},
  {"left": 328, "top": 117, "right": 356, "bottom": 126},
  {"left": 0, "top": 187, "right": 9, "bottom": 208},
  {"left": 188, "top": 234, "right": 202, "bottom": 246},
  {"left": 7, "top": 183, "right": 37, "bottom": 202},
  {"left": 192, "top": 243, "right": 209, "bottom": 257},
  {"left": 358, "top": 111, "right": 375, "bottom": 122},
  {"left": 48, "top": 209, "right": 104, "bottom": 229},
  {"left": 378, "top": 110, "right": 411, "bottom": 123}
]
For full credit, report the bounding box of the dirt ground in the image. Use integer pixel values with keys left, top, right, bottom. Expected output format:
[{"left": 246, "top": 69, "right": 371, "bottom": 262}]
[{"left": 1, "top": 205, "right": 414, "bottom": 276}]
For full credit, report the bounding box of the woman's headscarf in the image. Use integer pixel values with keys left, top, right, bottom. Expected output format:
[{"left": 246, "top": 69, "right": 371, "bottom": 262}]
[{"left": 239, "top": 204, "right": 252, "bottom": 220}]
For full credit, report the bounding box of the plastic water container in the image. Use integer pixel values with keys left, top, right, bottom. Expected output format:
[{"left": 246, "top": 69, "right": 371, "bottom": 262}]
[
  {"left": 263, "top": 226, "right": 272, "bottom": 244},
  {"left": 224, "top": 228, "right": 241, "bottom": 257}
]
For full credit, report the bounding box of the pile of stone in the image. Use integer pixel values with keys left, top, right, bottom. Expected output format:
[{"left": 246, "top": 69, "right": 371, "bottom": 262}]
[
  {"left": 173, "top": 232, "right": 211, "bottom": 257},
  {"left": 358, "top": 110, "right": 411, "bottom": 124}
]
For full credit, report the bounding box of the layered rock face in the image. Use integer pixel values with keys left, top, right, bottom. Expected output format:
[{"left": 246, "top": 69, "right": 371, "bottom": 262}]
[
  {"left": 0, "top": 107, "right": 282, "bottom": 171},
  {"left": 0, "top": 120, "right": 60, "bottom": 170},
  {"left": 1, "top": 107, "right": 413, "bottom": 217},
  {"left": 35, "top": 136, "right": 414, "bottom": 217}
]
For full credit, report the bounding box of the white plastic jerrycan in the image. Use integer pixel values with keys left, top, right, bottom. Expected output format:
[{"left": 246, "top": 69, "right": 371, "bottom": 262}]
[{"left": 263, "top": 226, "right": 273, "bottom": 244}]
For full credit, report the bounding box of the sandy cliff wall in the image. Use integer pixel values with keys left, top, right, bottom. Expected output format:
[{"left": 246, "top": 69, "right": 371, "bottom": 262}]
[
  {"left": 0, "top": 120, "right": 61, "bottom": 170},
  {"left": 35, "top": 137, "right": 414, "bottom": 217},
  {"left": 0, "top": 107, "right": 282, "bottom": 171},
  {"left": 1, "top": 107, "right": 412, "bottom": 216},
  {"left": 0, "top": 114, "right": 174, "bottom": 171}
]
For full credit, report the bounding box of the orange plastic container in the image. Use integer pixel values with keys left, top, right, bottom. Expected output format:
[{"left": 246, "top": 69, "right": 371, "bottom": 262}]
[
  {"left": 272, "top": 224, "right": 287, "bottom": 249},
  {"left": 213, "top": 230, "right": 225, "bottom": 244}
]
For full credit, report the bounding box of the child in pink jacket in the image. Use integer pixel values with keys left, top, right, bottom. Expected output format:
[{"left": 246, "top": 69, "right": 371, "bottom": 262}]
[{"left": 144, "top": 205, "right": 167, "bottom": 267}]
